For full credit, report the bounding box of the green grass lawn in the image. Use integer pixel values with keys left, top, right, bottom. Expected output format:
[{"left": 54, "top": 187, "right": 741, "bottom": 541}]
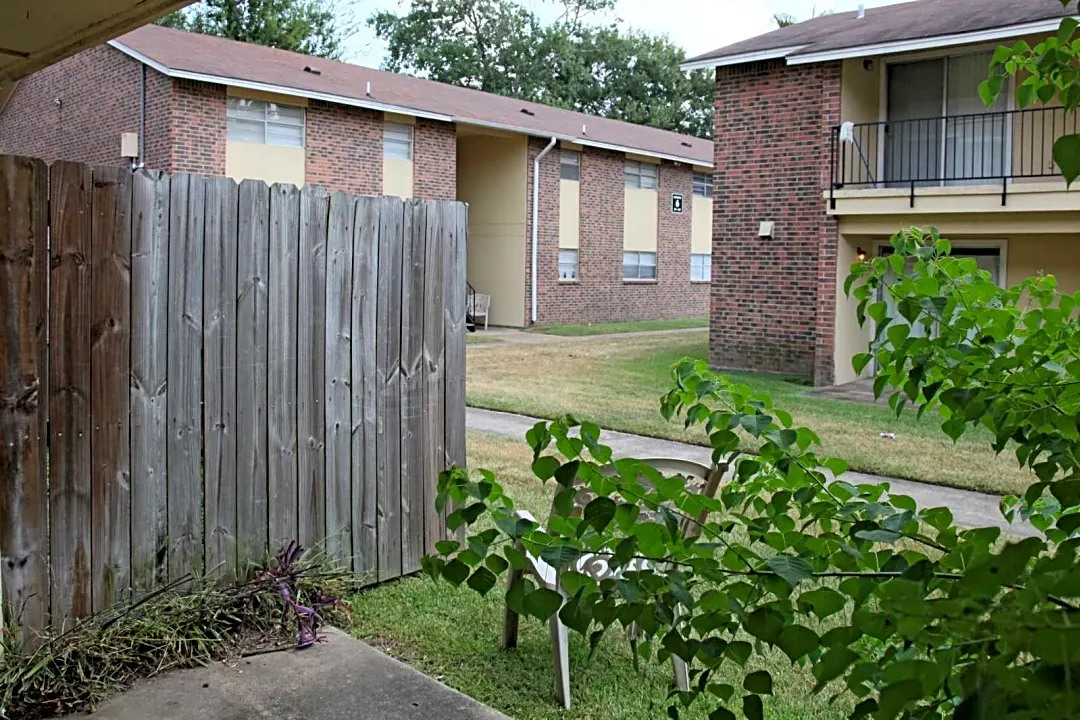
[
  {"left": 526, "top": 318, "right": 708, "bottom": 337},
  {"left": 349, "top": 431, "right": 850, "bottom": 720},
  {"left": 465, "top": 334, "right": 1035, "bottom": 496}
]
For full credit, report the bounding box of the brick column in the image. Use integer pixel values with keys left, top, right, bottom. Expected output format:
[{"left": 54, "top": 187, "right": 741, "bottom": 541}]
[
  {"left": 414, "top": 118, "right": 457, "bottom": 200},
  {"left": 170, "top": 79, "right": 226, "bottom": 176},
  {"left": 710, "top": 60, "right": 842, "bottom": 382},
  {"left": 305, "top": 101, "right": 381, "bottom": 195}
]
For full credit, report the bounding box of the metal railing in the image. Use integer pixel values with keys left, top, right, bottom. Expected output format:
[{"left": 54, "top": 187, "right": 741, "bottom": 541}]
[{"left": 829, "top": 106, "right": 1080, "bottom": 208}]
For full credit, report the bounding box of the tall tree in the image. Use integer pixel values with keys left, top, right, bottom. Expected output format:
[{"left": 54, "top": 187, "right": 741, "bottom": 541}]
[
  {"left": 157, "top": 0, "right": 352, "bottom": 59},
  {"left": 371, "top": 0, "right": 714, "bottom": 138}
]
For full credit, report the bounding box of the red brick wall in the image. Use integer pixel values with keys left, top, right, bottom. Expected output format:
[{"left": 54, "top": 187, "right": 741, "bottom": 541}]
[
  {"left": 169, "top": 79, "right": 226, "bottom": 176},
  {"left": 143, "top": 67, "right": 174, "bottom": 171},
  {"left": 525, "top": 141, "right": 709, "bottom": 325},
  {"left": 710, "top": 60, "right": 841, "bottom": 383},
  {"left": 305, "top": 101, "right": 382, "bottom": 195},
  {"left": 0, "top": 45, "right": 141, "bottom": 166},
  {"left": 414, "top": 118, "right": 456, "bottom": 200}
]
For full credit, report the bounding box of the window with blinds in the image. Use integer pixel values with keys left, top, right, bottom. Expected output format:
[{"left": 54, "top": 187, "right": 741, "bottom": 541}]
[{"left": 226, "top": 97, "right": 305, "bottom": 147}]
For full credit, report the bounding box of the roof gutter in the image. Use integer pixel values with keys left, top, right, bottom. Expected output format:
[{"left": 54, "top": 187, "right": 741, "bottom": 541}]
[
  {"left": 531, "top": 137, "right": 557, "bottom": 325},
  {"left": 109, "top": 40, "right": 713, "bottom": 169}
]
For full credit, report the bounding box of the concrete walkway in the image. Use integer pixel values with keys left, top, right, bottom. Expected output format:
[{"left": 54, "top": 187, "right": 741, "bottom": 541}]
[
  {"left": 68, "top": 628, "right": 507, "bottom": 720},
  {"left": 467, "top": 407, "right": 1036, "bottom": 537},
  {"left": 472, "top": 326, "right": 707, "bottom": 346}
]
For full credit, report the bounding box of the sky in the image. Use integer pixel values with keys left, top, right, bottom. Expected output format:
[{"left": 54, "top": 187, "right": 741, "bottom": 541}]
[{"left": 342, "top": 0, "right": 907, "bottom": 68}]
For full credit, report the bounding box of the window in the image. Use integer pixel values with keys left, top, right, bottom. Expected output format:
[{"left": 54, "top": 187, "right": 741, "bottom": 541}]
[
  {"left": 693, "top": 172, "right": 713, "bottom": 198},
  {"left": 227, "top": 97, "right": 305, "bottom": 147},
  {"left": 559, "top": 249, "right": 579, "bottom": 281},
  {"left": 624, "top": 161, "right": 658, "bottom": 190},
  {"left": 691, "top": 253, "right": 711, "bottom": 282},
  {"left": 623, "top": 251, "right": 656, "bottom": 280},
  {"left": 384, "top": 122, "right": 414, "bottom": 160},
  {"left": 560, "top": 150, "right": 580, "bottom": 181}
]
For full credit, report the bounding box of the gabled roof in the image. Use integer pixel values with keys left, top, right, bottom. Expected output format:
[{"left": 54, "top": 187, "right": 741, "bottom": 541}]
[
  {"left": 682, "top": 0, "right": 1075, "bottom": 70},
  {"left": 110, "top": 24, "right": 712, "bottom": 167}
]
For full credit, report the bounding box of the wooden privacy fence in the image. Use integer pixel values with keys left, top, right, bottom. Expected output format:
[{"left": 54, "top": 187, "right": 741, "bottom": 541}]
[{"left": 0, "top": 155, "right": 467, "bottom": 643}]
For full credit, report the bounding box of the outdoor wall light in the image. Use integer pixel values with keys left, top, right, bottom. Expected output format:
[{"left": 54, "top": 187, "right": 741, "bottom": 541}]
[{"left": 857, "top": 247, "right": 868, "bottom": 262}]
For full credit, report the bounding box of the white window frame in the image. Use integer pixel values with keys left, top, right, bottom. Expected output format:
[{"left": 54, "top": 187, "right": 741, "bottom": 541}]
[
  {"left": 227, "top": 97, "right": 305, "bottom": 148},
  {"left": 384, "top": 122, "right": 414, "bottom": 160},
  {"left": 560, "top": 150, "right": 581, "bottom": 181},
  {"left": 624, "top": 160, "right": 658, "bottom": 190},
  {"left": 623, "top": 250, "right": 657, "bottom": 281},
  {"left": 558, "top": 249, "right": 579, "bottom": 281},
  {"left": 692, "top": 172, "right": 713, "bottom": 198},
  {"left": 691, "top": 253, "right": 711, "bottom": 282}
]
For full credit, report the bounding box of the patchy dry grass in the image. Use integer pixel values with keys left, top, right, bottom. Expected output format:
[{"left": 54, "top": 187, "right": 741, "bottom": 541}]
[
  {"left": 527, "top": 318, "right": 709, "bottom": 336},
  {"left": 349, "top": 432, "right": 849, "bottom": 720},
  {"left": 465, "top": 334, "right": 1034, "bottom": 496}
]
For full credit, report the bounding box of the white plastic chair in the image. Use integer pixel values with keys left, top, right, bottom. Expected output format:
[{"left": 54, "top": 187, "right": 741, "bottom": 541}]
[{"left": 500, "top": 457, "right": 728, "bottom": 709}]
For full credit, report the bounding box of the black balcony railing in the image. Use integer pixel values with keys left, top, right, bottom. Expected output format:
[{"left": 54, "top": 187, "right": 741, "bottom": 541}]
[{"left": 829, "top": 106, "right": 1080, "bottom": 208}]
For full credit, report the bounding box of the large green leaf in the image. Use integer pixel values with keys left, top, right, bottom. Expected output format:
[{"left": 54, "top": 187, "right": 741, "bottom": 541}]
[
  {"left": 745, "top": 607, "right": 784, "bottom": 644},
  {"left": 797, "top": 588, "right": 847, "bottom": 619},
  {"left": 441, "top": 559, "right": 470, "bottom": 586},
  {"left": 812, "top": 647, "right": 859, "bottom": 685},
  {"left": 1053, "top": 134, "right": 1080, "bottom": 186},
  {"left": 583, "top": 496, "right": 617, "bottom": 534},
  {"left": 523, "top": 587, "right": 564, "bottom": 620},
  {"left": 742, "top": 694, "right": 764, "bottom": 720},
  {"left": 540, "top": 545, "right": 581, "bottom": 569},
  {"left": 466, "top": 566, "right": 497, "bottom": 596},
  {"left": 764, "top": 555, "right": 812, "bottom": 587},
  {"left": 743, "top": 670, "right": 773, "bottom": 695},
  {"left": 776, "top": 624, "right": 820, "bottom": 663}
]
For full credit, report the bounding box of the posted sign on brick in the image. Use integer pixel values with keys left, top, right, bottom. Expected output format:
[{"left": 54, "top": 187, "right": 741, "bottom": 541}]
[{"left": 671, "top": 193, "right": 684, "bottom": 214}]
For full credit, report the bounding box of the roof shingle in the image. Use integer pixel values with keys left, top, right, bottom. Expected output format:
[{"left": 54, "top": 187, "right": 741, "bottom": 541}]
[
  {"left": 685, "top": 0, "right": 1073, "bottom": 67},
  {"left": 114, "top": 24, "right": 712, "bottom": 166}
]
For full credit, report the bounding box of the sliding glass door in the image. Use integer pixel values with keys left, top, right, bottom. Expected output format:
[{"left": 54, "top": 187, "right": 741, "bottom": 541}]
[{"left": 885, "top": 52, "right": 1009, "bottom": 187}]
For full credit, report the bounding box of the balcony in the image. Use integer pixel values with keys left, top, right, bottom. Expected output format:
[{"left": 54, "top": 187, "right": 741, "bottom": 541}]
[{"left": 828, "top": 106, "right": 1080, "bottom": 211}]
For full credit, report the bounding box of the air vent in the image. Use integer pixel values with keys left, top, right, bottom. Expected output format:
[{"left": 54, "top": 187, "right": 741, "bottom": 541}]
[
  {"left": 520, "top": 108, "right": 535, "bottom": 116},
  {"left": 303, "top": 65, "right": 321, "bottom": 75},
  {"left": 681, "top": 141, "right": 692, "bottom": 148}
]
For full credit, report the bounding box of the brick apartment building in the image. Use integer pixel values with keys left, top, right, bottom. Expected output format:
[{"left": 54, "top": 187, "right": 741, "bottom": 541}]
[
  {"left": 0, "top": 24, "right": 715, "bottom": 328},
  {"left": 684, "top": 0, "right": 1080, "bottom": 385}
]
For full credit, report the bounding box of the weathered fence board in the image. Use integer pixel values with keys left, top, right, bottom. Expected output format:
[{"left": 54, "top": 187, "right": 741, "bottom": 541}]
[
  {"left": 167, "top": 173, "right": 206, "bottom": 582},
  {"left": 401, "top": 201, "right": 428, "bottom": 574},
  {"left": 131, "top": 170, "right": 171, "bottom": 590},
  {"left": 298, "top": 187, "right": 329, "bottom": 553},
  {"left": 237, "top": 180, "right": 271, "bottom": 566},
  {"left": 324, "top": 193, "right": 354, "bottom": 566},
  {"left": 0, "top": 155, "right": 49, "bottom": 646},
  {"left": 422, "top": 204, "right": 446, "bottom": 555},
  {"left": 444, "top": 202, "right": 468, "bottom": 541},
  {"left": 203, "top": 176, "right": 239, "bottom": 580},
  {"left": 50, "top": 161, "right": 94, "bottom": 627},
  {"left": 269, "top": 184, "right": 301, "bottom": 551},
  {"left": 377, "top": 197, "right": 405, "bottom": 582},
  {"left": 89, "top": 166, "right": 132, "bottom": 611},
  {"left": 352, "top": 197, "right": 379, "bottom": 581},
  {"left": 0, "top": 156, "right": 466, "bottom": 643}
]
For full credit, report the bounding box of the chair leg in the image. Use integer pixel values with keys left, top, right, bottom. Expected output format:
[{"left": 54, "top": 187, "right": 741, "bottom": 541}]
[
  {"left": 501, "top": 566, "right": 522, "bottom": 650},
  {"left": 672, "top": 656, "right": 690, "bottom": 692},
  {"left": 550, "top": 613, "right": 571, "bottom": 709}
]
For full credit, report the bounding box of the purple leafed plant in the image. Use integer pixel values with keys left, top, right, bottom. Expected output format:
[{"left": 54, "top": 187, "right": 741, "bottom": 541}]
[{"left": 260, "top": 541, "right": 342, "bottom": 649}]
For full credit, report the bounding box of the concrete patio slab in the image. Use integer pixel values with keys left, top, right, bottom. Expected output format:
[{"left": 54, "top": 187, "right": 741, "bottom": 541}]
[{"left": 66, "top": 628, "right": 507, "bottom": 720}]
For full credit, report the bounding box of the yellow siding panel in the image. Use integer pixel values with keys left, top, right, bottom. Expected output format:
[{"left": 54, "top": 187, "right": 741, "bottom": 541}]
[
  {"left": 559, "top": 180, "right": 580, "bottom": 249},
  {"left": 458, "top": 134, "right": 528, "bottom": 327},
  {"left": 1007, "top": 235, "right": 1080, "bottom": 293},
  {"left": 225, "top": 141, "right": 305, "bottom": 187},
  {"left": 691, "top": 196, "right": 712, "bottom": 254},
  {"left": 623, "top": 188, "right": 658, "bottom": 251},
  {"left": 383, "top": 158, "right": 414, "bottom": 198}
]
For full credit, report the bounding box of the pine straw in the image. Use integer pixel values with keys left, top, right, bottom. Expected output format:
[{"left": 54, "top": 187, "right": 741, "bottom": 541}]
[{"left": 0, "top": 554, "right": 362, "bottom": 719}]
